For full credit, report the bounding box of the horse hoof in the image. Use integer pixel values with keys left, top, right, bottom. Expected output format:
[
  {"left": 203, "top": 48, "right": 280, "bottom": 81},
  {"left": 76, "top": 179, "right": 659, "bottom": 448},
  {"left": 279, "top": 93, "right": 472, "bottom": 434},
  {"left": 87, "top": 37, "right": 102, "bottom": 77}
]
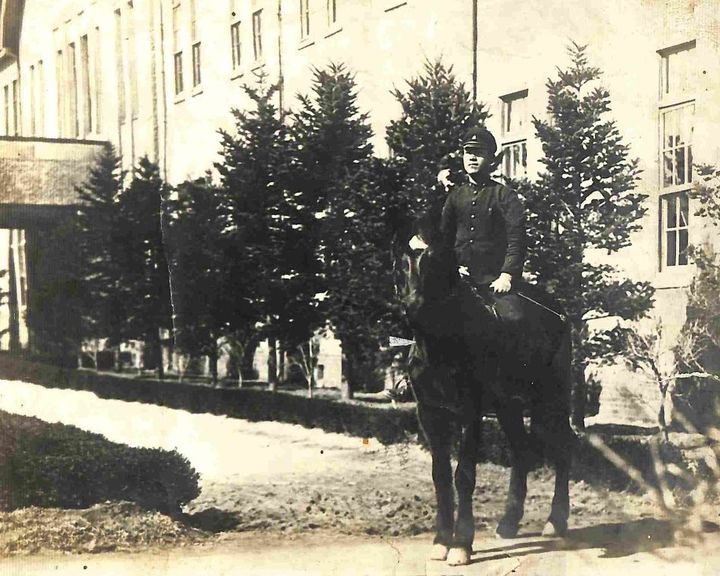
[
  {"left": 542, "top": 520, "right": 567, "bottom": 538},
  {"left": 447, "top": 547, "right": 471, "bottom": 566},
  {"left": 429, "top": 543, "right": 449, "bottom": 561},
  {"left": 495, "top": 521, "right": 520, "bottom": 539}
]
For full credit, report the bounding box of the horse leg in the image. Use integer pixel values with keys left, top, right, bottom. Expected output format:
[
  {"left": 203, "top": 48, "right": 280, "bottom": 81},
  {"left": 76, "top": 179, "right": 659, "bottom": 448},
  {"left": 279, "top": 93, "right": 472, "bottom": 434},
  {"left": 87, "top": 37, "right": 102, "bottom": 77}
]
[
  {"left": 534, "top": 407, "right": 574, "bottom": 537},
  {"left": 542, "top": 448, "right": 571, "bottom": 537},
  {"left": 447, "top": 407, "right": 482, "bottom": 566},
  {"left": 494, "top": 398, "right": 534, "bottom": 539},
  {"left": 417, "top": 403, "right": 454, "bottom": 559},
  {"left": 539, "top": 332, "right": 575, "bottom": 537}
]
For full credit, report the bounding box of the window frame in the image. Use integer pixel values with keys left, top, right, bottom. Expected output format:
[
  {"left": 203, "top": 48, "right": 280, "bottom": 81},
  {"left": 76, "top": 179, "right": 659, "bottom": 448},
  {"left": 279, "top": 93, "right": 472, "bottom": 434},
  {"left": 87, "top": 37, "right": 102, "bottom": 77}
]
[
  {"left": 174, "top": 52, "right": 184, "bottom": 95},
  {"left": 252, "top": 9, "right": 263, "bottom": 62},
  {"left": 500, "top": 139, "right": 528, "bottom": 180},
  {"left": 230, "top": 20, "right": 242, "bottom": 71},
  {"left": 192, "top": 41, "right": 202, "bottom": 88},
  {"left": 300, "top": 0, "right": 311, "bottom": 40},
  {"left": 658, "top": 39, "right": 696, "bottom": 105},
  {"left": 659, "top": 191, "right": 690, "bottom": 269},
  {"left": 172, "top": 1, "right": 184, "bottom": 97},
  {"left": 498, "top": 89, "right": 529, "bottom": 180},
  {"left": 327, "top": 0, "right": 337, "bottom": 25},
  {"left": 500, "top": 89, "right": 528, "bottom": 140},
  {"left": 659, "top": 100, "right": 694, "bottom": 194}
]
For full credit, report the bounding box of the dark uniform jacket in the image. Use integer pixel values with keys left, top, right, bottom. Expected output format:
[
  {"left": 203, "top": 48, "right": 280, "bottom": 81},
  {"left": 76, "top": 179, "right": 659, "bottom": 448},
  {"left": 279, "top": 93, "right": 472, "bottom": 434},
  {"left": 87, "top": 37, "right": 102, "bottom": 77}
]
[{"left": 440, "top": 176, "right": 526, "bottom": 285}]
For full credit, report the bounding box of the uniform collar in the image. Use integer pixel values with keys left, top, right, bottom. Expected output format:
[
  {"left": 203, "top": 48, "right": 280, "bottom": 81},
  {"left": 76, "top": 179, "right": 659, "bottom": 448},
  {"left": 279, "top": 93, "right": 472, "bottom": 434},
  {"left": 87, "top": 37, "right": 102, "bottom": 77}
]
[{"left": 466, "top": 173, "right": 492, "bottom": 187}]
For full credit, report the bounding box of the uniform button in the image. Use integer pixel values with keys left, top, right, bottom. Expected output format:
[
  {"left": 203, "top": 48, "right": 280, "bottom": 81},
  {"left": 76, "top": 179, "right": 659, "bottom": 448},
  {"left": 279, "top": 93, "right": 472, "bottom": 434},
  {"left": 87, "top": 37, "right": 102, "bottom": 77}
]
[
  {"left": 469, "top": 239, "right": 474, "bottom": 243},
  {"left": 471, "top": 201, "right": 477, "bottom": 206},
  {"left": 470, "top": 226, "right": 475, "bottom": 231},
  {"left": 471, "top": 214, "right": 476, "bottom": 218},
  {"left": 473, "top": 190, "right": 478, "bottom": 195}
]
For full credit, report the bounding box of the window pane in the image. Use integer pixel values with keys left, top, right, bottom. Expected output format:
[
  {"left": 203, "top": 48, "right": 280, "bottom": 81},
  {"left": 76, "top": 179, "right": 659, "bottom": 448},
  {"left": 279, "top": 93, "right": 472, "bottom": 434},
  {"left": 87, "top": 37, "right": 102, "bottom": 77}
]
[
  {"left": 231, "top": 22, "right": 241, "bottom": 68},
  {"left": 688, "top": 144, "right": 693, "bottom": 182},
  {"left": 676, "top": 147, "right": 686, "bottom": 185},
  {"left": 666, "top": 195, "right": 677, "bottom": 229},
  {"left": 521, "top": 142, "right": 527, "bottom": 173},
  {"left": 679, "top": 193, "right": 689, "bottom": 227},
  {"left": 663, "top": 108, "right": 677, "bottom": 149},
  {"left": 174, "top": 53, "right": 183, "bottom": 94},
  {"left": 678, "top": 229, "right": 689, "bottom": 265},
  {"left": 192, "top": 43, "right": 201, "bottom": 86},
  {"left": 512, "top": 144, "right": 521, "bottom": 175},
  {"left": 663, "top": 151, "right": 675, "bottom": 187},
  {"left": 666, "top": 231, "right": 677, "bottom": 267}
]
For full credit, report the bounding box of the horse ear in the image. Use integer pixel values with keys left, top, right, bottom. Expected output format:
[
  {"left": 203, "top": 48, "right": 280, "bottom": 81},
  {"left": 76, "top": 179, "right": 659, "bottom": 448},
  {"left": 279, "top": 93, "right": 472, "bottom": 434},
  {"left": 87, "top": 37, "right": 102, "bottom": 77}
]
[{"left": 490, "top": 150, "right": 504, "bottom": 171}]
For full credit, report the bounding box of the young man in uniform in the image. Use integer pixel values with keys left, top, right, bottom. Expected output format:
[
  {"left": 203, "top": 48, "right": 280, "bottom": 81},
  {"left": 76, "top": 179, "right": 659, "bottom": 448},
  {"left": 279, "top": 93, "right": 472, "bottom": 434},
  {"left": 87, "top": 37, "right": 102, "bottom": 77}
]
[{"left": 439, "top": 125, "right": 526, "bottom": 324}]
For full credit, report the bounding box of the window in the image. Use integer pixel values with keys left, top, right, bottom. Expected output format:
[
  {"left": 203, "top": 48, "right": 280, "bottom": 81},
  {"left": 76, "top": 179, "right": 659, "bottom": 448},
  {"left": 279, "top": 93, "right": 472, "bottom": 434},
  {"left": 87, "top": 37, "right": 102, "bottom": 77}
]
[
  {"left": 659, "top": 40, "right": 696, "bottom": 100},
  {"left": 128, "top": 2, "right": 139, "bottom": 118},
  {"left": 658, "top": 42, "right": 695, "bottom": 271},
  {"left": 172, "top": 2, "right": 184, "bottom": 95},
  {"left": 29, "top": 65, "right": 36, "bottom": 136},
  {"left": 114, "top": 9, "right": 126, "bottom": 122},
  {"left": 661, "top": 103, "right": 694, "bottom": 188},
  {"left": 316, "top": 364, "right": 325, "bottom": 380},
  {"left": 231, "top": 21, "right": 241, "bottom": 69},
  {"left": 499, "top": 89, "right": 529, "bottom": 179},
  {"left": 67, "top": 43, "right": 79, "bottom": 137},
  {"left": 80, "top": 35, "right": 92, "bottom": 135},
  {"left": 37, "top": 60, "right": 45, "bottom": 136},
  {"left": 3, "top": 85, "right": 9, "bottom": 135},
  {"left": 327, "top": 0, "right": 337, "bottom": 25},
  {"left": 192, "top": 43, "right": 201, "bottom": 87},
  {"left": 56, "top": 49, "right": 65, "bottom": 135},
  {"left": 501, "top": 141, "right": 527, "bottom": 179},
  {"left": 252, "top": 9, "right": 263, "bottom": 60},
  {"left": 661, "top": 192, "right": 689, "bottom": 267},
  {"left": 174, "top": 53, "right": 184, "bottom": 94},
  {"left": 300, "top": 0, "right": 310, "bottom": 39},
  {"left": 190, "top": 0, "right": 201, "bottom": 88},
  {"left": 93, "top": 28, "right": 101, "bottom": 132},
  {"left": 501, "top": 89, "right": 528, "bottom": 137},
  {"left": 11, "top": 79, "right": 20, "bottom": 136}
]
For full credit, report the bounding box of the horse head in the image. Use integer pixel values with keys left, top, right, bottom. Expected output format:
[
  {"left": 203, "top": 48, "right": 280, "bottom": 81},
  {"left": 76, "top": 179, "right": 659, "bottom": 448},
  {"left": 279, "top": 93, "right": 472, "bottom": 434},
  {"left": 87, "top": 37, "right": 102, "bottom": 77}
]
[{"left": 393, "top": 218, "right": 462, "bottom": 340}]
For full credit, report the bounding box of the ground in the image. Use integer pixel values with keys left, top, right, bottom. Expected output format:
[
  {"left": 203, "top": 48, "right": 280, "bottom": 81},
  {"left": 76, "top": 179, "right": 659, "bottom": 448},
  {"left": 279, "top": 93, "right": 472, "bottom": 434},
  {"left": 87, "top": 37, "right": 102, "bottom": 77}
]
[{"left": 0, "top": 379, "right": 718, "bottom": 574}]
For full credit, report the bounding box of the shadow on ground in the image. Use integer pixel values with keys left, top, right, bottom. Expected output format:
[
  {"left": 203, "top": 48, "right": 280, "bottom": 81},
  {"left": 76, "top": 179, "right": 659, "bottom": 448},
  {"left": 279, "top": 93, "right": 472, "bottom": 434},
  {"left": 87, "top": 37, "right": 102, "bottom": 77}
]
[
  {"left": 474, "top": 518, "right": 677, "bottom": 564},
  {"left": 182, "top": 507, "right": 242, "bottom": 533}
]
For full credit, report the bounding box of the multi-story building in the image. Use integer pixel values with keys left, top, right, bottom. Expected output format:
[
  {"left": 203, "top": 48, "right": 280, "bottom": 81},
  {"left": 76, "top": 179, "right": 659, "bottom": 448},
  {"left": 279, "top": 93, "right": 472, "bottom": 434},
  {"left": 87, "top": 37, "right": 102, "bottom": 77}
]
[{"left": 0, "top": 0, "right": 718, "bottom": 408}]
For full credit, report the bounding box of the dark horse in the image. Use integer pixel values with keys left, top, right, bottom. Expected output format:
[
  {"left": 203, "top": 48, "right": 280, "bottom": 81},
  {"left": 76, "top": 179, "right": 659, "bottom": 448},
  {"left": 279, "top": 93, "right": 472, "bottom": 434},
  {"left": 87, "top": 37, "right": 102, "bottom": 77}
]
[{"left": 395, "top": 228, "right": 576, "bottom": 566}]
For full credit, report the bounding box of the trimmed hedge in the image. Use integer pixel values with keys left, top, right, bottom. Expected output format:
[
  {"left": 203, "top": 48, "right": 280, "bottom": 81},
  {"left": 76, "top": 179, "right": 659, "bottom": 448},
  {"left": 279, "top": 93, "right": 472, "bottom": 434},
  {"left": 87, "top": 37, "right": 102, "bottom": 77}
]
[
  {"left": 0, "top": 354, "right": 420, "bottom": 445},
  {"left": 0, "top": 355, "right": 713, "bottom": 497},
  {"left": 0, "top": 410, "right": 200, "bottom": 513}
]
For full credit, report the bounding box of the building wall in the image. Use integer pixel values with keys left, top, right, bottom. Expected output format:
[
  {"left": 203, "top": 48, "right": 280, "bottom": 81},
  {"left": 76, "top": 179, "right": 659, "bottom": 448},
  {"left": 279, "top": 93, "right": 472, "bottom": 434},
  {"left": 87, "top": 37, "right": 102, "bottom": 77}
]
[{"left": 3, "top": 1, "right": 720, "bottom": 405}]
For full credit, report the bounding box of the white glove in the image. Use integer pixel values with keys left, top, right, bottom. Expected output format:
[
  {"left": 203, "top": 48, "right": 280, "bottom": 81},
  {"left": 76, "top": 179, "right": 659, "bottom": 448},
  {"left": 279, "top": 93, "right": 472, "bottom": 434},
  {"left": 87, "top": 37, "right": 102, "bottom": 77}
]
[{"left": 490, "top": 273, "right": 512, "bottom": 294}]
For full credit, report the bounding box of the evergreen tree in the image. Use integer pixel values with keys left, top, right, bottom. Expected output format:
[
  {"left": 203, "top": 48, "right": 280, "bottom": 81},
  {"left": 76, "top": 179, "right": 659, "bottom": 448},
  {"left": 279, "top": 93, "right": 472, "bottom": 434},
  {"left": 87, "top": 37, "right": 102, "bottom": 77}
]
[
  {"left": 524, "top": 43, "right": 654, "bottom": 428},
  {"left": 385, "top": 59, "right": 488, "bottom": 237},
  {"left": 165, "top": 175, "right": 231, "bottom": 385},
  {"left": 75, "top": 144, "right": 125, "bottom": 347},
  {"left": 215, "top": 79, "right": 296, "bottom": 388},
  {"left": 292, "top": 63, "right": 400, "bottom": 397},
  {"left": 116, "top": 156, "right": 173, "bottom": 379}
]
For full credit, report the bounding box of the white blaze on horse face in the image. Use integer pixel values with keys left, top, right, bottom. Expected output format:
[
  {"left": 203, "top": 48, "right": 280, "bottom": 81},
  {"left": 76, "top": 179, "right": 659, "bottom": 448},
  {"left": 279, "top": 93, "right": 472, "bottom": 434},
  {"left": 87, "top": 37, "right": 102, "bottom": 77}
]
[
  {"left": 458, "top": 266, "right": 470, "bottom": 277},
  {"left": 409, "top": 235, "right": 428, "bottom": 251}
]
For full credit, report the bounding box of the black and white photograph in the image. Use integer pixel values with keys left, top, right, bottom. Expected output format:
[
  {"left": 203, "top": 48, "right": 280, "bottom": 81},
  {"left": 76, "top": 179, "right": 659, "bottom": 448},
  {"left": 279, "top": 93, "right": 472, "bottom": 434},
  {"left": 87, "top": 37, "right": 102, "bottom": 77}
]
[{"left": 0, "top": 1, "right": 719, "bottom": 574}]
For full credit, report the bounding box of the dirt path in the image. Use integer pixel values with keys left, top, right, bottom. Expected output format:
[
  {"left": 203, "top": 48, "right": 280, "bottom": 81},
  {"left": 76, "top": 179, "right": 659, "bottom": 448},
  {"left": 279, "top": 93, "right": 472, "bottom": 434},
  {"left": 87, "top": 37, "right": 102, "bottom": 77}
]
[
  {"left": 5, "top": 530, "right": 720, "bottom": 576},
  {"left": 2, "top": 378, "right": 718, "bottom": 574}
]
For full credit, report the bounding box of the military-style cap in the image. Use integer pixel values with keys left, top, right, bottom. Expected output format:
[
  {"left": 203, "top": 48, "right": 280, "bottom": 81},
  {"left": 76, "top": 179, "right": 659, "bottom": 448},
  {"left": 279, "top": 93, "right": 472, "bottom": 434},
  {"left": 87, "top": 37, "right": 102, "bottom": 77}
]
[{"left": 462, "top": 125, "right": 497, "bottom": 156}]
